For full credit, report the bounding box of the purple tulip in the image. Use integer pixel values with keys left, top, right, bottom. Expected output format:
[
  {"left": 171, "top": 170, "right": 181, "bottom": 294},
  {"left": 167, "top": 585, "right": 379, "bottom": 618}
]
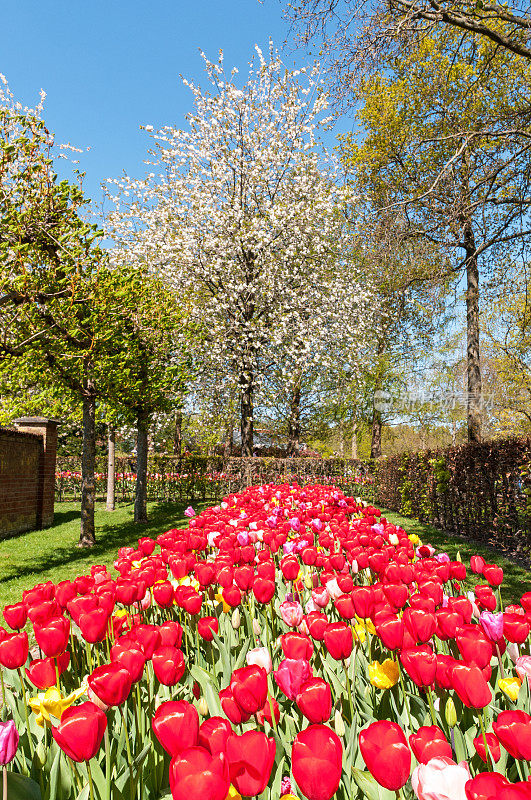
[
  {"left": 289, "top": 517, "right": 301, "bottom": 533},
  {"left": 283, "top": 541, "right": 297, "bottom": 555},
  {"left": 266, "top": 516, "right": 277, "bottom": 529},
  {"left": 0, "top": 720, "right": 19, "bottom": 765}
]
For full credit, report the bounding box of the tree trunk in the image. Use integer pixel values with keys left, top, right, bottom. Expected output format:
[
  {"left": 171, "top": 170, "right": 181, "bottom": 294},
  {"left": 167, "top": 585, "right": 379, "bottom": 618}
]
[
  {"left": 223, "top": 422, "right": 234, "bottom": 458},
  {"left": 370, "top": 406, "right": 382, "bottom": 459},
  {"left": 134, "top": 409, "right": 149, "bottom": 523},
  {"left": 240, "top": 369, "right": 254, "bottom": 457},
  {"left": 351, "top": 413, "right": 358, "bottom": 460},
  {"left": 464, "top": 218, "right": 482, "bottom": 442},
  {"left": 78, "top": 392, "right": 96, "bottom": 547},
  {"left": 106, "top": 426, "right": 115, "bottom": 512},
  {"left": 287, "top": 381, "right": 301, "bottom": 456},
  {"left": 173, "top": 409, "right": 183, "bottom": 456},
  {"left": 338, "top": 418, "right": 345, "bottom": 456}
]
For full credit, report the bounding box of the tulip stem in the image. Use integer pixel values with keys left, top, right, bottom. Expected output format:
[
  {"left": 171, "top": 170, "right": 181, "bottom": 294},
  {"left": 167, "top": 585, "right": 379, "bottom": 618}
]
[
  {"left": 478, "top": 710, "right": 492, "bottom": 772},
  {"left": 87, "top": 760, "right": 95, "bottom": 800},
  {"left": 397, "top": 667, "right": 413, "bottom": 733},
  {"left": 119, "top": 705, "right": 134, "bottom": 800},
  {"left": 104, "top": 727, "right": 111, "bottom": 800},
  {"left": 16, "top": 668, "right": 34, "bottom": 757},
  {"left": 343, "top": 661, "right": 354, "bottom": 723},
  {"left": 426, "top": 687, "right": 437, "bottom": 727},
  {"left": 0, "top": 668, "right": 5, "bottom": 714},
  {"left": 2, "top": 766, "right": 6, "bottom": 800}
]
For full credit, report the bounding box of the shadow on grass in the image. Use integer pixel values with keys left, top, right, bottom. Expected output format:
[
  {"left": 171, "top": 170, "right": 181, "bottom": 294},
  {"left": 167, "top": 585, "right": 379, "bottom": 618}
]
[{"left": 0, "top": 500, "right": 211, "bottom": 586}]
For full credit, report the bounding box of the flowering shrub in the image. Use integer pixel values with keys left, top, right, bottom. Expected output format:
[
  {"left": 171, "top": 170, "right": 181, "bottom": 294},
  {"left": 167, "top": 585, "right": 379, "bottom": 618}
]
[{"left": 1, "top": 482, "right": 530, "bottom": 799}]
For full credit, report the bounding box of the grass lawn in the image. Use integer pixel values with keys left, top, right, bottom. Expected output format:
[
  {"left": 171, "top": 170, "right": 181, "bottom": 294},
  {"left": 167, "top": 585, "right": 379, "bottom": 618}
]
[
  {"left": 0, "top": 500, "right": 209, "bottom": 609},
  {"left": 381, "top": 508, "right": 531, "bottom": 605},
  {"left": 0, "top": 499, "right": 528, "bottom": 610}
]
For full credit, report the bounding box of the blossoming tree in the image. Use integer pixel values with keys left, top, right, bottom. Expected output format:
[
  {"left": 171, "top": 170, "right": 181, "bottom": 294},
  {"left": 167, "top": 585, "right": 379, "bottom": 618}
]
[{"left": 107, "top": 45, "right": 376, "bottom": 455}]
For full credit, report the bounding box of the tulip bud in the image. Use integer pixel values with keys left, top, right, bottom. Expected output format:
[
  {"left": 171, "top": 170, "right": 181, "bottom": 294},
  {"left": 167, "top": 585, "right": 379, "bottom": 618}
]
[
  {"left": 507, "top": 642, "right": 519, "bottom": 664},
  {"left": 334, "top": 708, "right": 345, "bottom": 737},
  {"left": 456, "top": 551, "right": 462, "bottom": 562},
  {"left": 198, "top": 697, "right": 209, "bottom": 716},
  {"left": 252, "top": 618, "right": 261, "bottom": 636},
  {"left": 445, "top": 697, "right": 457, "bottom": 728},
  {"left": 304, "top": 573, "right": 313, "bottom": 590},
  {"left": 0, "top": 720, "right": 19, "bottom": 766},
  {"left": 231, "top": 608, "right": 241, "bottom": 629},
  {"left": 36, "top": 740, "right": 47, "bottom": 767}
]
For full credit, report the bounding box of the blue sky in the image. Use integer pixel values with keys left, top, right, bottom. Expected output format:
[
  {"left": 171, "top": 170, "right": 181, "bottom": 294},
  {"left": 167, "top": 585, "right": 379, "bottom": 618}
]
[{"left": 2, "top": 0, "right": 331, "bottom": 205}]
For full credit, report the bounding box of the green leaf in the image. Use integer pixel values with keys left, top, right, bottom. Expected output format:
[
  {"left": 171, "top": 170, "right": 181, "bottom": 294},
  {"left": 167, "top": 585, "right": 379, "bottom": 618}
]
[{"left": 5, "top": 772, "right": 42, "bottom": 800}]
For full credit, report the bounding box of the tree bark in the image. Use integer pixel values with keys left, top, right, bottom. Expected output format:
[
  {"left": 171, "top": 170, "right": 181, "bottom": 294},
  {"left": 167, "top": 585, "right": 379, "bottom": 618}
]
[
  {"left": 223, "top": 421, "right": 234, "bottom": 458},
  {"left": 351, "top": 412, "right": 358, "bottom": 459},
  {"left": 240, "top": 368, "right": 254, "bottom": 457},
  {"left": 106, "top": 425, "right": 115, "bottom": 512},
  {"left": 464, "top": 218, "right": 482, "bottom": 442},
  {"left": 370, "top": 406, "right": 382, "bottom": 459},
  {"left": 173, "top": 409, "right": 183, "bottom": 456},
  {"left": 287, "top": 381, "right": 301, "bottom": 456},
  {"left": 78, "top": 391, "right": 96, "bottom": 547},
  {"left": 134, "top": 409, "right": 149, "bottom": 523}
]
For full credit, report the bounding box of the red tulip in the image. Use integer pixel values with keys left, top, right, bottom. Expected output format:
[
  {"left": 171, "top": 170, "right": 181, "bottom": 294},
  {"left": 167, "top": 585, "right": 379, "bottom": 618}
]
[
  {"left": 400, "top": 645, "right": 437, "bottom": 687},
  {"left": 492, "top": 710, "right": 531, "bottom": 760},
  {"left": 464, "top": 773, "right": 510, "bottom": 800},
  {"left": 159, "top": 620, "right": 183, "bottom": 648},
  {"left": 504, "top": 613, "right": 530, "bottom": 644},
  {"left": 323, "top": 622, "right": 353, "bottom": 661},
  {"left": 152, "top": 645, "right": 185, "bottom": 686},
  {"left": 87, "top": 663, "right": 132, "bottom": 707},
  {"left": 152, "top": 700, "right": 199, "bottom": 756},
  {"left": 26, "top": 653, "right": 70, "bottom": 690},
  {"left": 51, "top": 701, "right": 107, "bottom": 762},
  {"left": 482, "top": 564, "right": 503, "bottom": 587},
  {"left": 78, "top": 608, "right": 110, "bottom": 643},
  {"left": 226, "top": 730, "right": 276, "bottom": 796},
  {"left": 198, "top": 716, "right": 233, "bottom": 755},
  {"left": 230, "top": 665, "right": 268, "bottom": 715},
  {"left": 403, "top": 607, "right": 437, "bottom": 644},
  {"left": 0, "top": 632, "right": 28, "bottom": 669},
  {"left": 409, "top": 725, "right": 452, "bottom": 764},
  {"left": 198, "top": 616, "right": 219, "bottom": 642},
  {"left": 252, "top": 578, "right": 275, "bottom": 604},
  {"left": 34, "top": 616, "right": 70, "bottom": 657},
  {"left": 219, "top": 687, "right": 251, "bottom": 725},
  {"left": 153, "top": 581, "right": 174, "bottom": 608},
  {"left": 3, "top": 603, "right": 27, "bottom": 631},
  {"left": 473, "top": 732, "right": 501, "bottom": 764},
  {"left": 292, "top": 724, "right": 343, "bottom": 800},
  {"left": 281, "top": 632, "right": 314, "bottom": 661},
  {"left": 456, "top": 626, "right": 492, "bottom": 669},
  {"left": 296, "top": 678, "right": 332, "bottom": 723},
  {"left": 132, "top": 624, "right": 161, "bottom": 659},
  {"left": 169, "top": 746, "right": 229, "bottom": 800},
  {"left": 375, "top": 615, "right": 404, "bottom": 651},
  {"left": 451, "top": 664, "right": 492, "bottom": 709},
  {"left": 110, "top": 644, "right": 146, "bottom": 683},
  {"left": 359, "top": 720, "right": 411, "bottom": 791}
]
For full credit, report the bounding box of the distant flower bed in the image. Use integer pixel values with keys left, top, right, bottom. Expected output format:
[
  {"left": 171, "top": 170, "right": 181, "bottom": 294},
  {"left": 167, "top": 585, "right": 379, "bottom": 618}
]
[{"left": 2, "top": 482, "right": 529, "bottom": 799}]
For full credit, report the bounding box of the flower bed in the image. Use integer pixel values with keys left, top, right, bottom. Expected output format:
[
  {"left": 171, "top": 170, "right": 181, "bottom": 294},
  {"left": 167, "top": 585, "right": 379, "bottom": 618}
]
[{"left": 0, "top": 483, "right": 530, "bottom": 800}]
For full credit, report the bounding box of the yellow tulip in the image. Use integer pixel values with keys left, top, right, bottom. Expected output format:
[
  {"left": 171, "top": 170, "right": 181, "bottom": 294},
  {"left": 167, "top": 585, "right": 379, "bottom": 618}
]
[
  {"left": 352, "top": 624, "right": 366, "bottom": 644},
  {"left": 369, "top": 659, "right": 399, "bottom": 690},
  {"left": 408, "top": 534, "right": 420, "bottom": 545},
  {"left": 225, "top": 786, "right": 242, "bottom": 800},
  {"left": 280, "top": 796, "right": 299, "bottom": 800},
  {"left": 499, "top": 677, "right": 522, "bottom": 702},
  {"left": 214, "top": 588, "right": 231, "bottom": 614},
  {"left": 29, "top": 684, "right": 86, "bottom": 727}
]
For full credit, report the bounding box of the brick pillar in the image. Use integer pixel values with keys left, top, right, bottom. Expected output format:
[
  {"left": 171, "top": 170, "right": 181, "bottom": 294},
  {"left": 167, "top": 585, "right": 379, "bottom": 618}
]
[{"left": 13, "top": 417, "right": 60, "bottom": 528}]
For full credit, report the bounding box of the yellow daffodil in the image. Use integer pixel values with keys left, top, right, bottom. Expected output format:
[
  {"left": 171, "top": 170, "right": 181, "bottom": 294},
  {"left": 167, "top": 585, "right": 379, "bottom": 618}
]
[
  {"left": 225, "top": 787, "right": 242, "bottom": 800},
  {"left": 369, "top": 659, "right": 399, "bottom": 690},
  {"left": 499, "top": 677, "right": 522, "bottom": 702},
  {"left": 352, "top": 623, "right": 366, "bottom": 644},
  {"left": 29, "top": 684, "right": 86, "bottom": 727},
  {"left": 408, "top": 534, "right": 420, "bottom": 545}
]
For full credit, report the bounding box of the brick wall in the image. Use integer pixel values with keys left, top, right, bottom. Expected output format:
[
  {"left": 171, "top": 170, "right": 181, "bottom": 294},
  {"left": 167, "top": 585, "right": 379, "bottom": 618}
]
[{"left": 0, "top": 418, "right": 59, "bottom": 539}]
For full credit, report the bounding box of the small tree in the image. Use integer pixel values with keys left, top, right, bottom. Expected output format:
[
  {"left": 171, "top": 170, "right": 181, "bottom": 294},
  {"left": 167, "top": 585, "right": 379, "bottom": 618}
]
[{"left": 107, "top": 45, "right": 376, "bottom": 456}]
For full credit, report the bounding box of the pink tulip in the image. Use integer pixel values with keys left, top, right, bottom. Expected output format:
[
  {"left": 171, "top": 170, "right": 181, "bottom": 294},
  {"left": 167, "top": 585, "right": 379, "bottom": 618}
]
[
  {"left": 246, "top": 647, "right": 272, "bottom": 674},
  {"left": 184, "top": 506, "right": 195, "bottom": 518},
  {"left": 479, "top": 611, "right": 504, "bottom": 641},
  {"left": 411, "top": 757, "right": 471, "bottom": 800},
  {"left": 516, "top": 655, "right": 531, "bottom": 685},
  {"left": 0, "top": 720, "right": 19, "bottom": 765},
  {"left": 279, "top": 600, "right": 303, "bottom": 627},
  {"left": 274, "top": 658, "right": 312, "bottom": 700}
]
